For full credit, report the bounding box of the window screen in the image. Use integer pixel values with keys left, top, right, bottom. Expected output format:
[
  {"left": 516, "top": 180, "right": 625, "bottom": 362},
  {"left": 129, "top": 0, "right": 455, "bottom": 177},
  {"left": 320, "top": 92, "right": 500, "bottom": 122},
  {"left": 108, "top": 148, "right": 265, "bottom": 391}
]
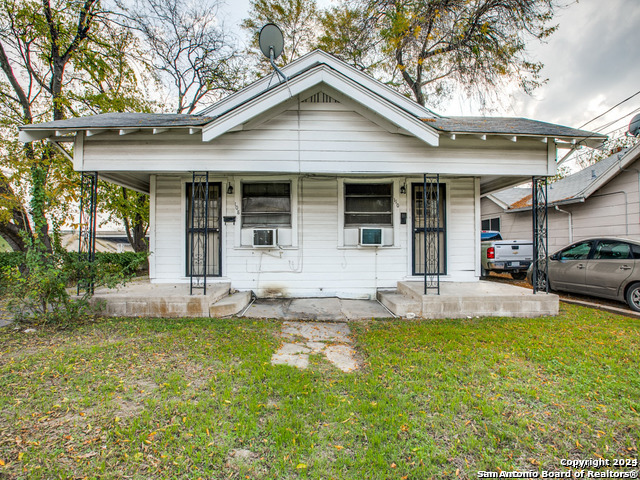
[
  {"left": 242, "top": 182, "right": 291, "bottom": 227},
  {"left": 344, "top": 183, "right": 392, "bottom": 226}
]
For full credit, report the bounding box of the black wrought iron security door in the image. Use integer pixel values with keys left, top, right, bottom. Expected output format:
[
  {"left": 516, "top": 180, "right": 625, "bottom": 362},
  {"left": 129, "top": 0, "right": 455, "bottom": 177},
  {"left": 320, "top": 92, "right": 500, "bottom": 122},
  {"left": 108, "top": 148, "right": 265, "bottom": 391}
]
[
  {"left": 412, "top": 181, "right": 446, "bottom": 279},
  {"left": 186, "top": 180, "right": 221, "bottom": 291}
]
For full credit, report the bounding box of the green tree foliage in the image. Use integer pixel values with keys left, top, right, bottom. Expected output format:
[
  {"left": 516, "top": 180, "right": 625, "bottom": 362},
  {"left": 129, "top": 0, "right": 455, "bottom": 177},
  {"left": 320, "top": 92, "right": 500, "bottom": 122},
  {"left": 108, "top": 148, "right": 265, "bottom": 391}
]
[
  {"left": 0, "top": 0, "right": 149, "bottom": 253},
  {"left": 3, "top": 233, "right": 146, "bottom": 324},
  {"left": 242, "top": 0, "right": 319, "bottom": 75},
  {"left": 316, "top": 3, "right": 384, "bottom": 75},
  {"left": 246, "top": 0, "right": 558, "bottom": 107},
  {"left": 364, "top": 0, "right": 557, "bottom": 106}
]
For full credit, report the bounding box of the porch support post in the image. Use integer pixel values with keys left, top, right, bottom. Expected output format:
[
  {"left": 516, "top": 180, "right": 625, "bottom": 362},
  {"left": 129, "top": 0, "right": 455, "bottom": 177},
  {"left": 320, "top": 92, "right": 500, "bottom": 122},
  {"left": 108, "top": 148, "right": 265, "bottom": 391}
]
[
  {"left": 189, "top": 172, "right": 209, "bottom": 295},
  {"left": 532, "top": 176, "right": 549, "bottom": 294},
  {"left": 77, "top": 171, "right": 98, "bottom": 295},
  {"left": 423, "top": 174, "right": 427, "bottom": 294}
]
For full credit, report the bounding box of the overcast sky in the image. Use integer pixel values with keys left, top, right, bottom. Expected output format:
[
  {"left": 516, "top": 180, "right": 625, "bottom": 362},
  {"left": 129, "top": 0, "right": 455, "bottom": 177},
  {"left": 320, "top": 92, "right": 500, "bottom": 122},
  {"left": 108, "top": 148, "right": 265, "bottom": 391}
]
[{"left": 221, "top": 0, "right": 640, "bottom": 137}]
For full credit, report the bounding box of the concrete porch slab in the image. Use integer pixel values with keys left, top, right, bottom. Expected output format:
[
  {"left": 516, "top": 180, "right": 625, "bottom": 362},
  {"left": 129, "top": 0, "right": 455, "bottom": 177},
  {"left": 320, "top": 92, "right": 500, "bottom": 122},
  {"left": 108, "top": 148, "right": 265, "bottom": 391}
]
[
  {"left": 90, "top": 281, "right": 231, "bottom": 317},
  {"left": 242, "top": 297, "right": 392, "bottom": 321},
  {"left": 388, "top": 281, "right": 558, "bottom": 319}
]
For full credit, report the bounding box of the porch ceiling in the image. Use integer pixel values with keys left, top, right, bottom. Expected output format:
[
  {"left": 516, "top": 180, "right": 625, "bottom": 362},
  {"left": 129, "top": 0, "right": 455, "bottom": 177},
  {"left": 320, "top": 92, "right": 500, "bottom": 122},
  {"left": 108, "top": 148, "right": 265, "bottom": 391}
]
[
  {"left": 99, "top": 172, "right": 151, "bottom": 194},
  {"left": 479, "top": 175, "right": 531, "bottom": 196}
]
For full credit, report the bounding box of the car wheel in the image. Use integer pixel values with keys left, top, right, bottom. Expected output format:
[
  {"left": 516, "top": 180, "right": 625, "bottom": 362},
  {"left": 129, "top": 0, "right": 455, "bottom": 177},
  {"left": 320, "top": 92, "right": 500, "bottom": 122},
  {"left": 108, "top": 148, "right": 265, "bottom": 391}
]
[
  {"left": 625, "top": 283, "right": 640, "bottom": 312},
  {"left": 511, "top": 272, "right": 526, "bottom": 280},
  {"left": 481, "top": 266, "right": 487, "bottom": 278}
]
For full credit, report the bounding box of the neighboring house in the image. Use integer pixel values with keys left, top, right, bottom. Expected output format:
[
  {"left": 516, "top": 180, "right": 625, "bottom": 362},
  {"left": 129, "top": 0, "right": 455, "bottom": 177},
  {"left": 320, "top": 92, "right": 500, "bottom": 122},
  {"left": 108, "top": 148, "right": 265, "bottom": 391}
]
[
  {"left": 482, "top": 143, "right": 640, "bottom": 251},
  {"left": 18, "top": 50, "right": 604, "bottom": 299},
  {"left": 59, "top": 230, "right": 140, "bottom": 253}
]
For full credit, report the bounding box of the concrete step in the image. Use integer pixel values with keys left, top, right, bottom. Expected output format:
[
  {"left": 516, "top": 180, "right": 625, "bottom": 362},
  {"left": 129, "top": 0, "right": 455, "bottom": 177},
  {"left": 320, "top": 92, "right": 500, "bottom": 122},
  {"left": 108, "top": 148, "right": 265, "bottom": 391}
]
[
  {"left": 397, "top": 281, "right": 424, "bottom": 300},
  {"left": 210, "top": 291, "right": 252, "bottom": 318},
  {"left": 377, "top": 290, "right": 421, "bottom": 318}
]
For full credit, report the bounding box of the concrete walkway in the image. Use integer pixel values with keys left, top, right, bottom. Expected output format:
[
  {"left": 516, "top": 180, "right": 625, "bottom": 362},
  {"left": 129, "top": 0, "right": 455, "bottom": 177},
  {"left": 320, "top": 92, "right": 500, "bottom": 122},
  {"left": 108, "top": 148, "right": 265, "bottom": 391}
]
[
  {"left": 244, "top": 297, "right": 392, "bottom": 321},
  {"left": 271, "top": 321, "right": 359, "bottom": 372}
]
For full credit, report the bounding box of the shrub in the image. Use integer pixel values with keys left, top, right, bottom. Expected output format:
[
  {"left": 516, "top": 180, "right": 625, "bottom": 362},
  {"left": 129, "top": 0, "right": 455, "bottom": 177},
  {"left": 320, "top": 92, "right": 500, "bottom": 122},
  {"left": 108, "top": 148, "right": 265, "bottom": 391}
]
[{"left": 3, "top": 239, "right": 146, "bottom": 325}]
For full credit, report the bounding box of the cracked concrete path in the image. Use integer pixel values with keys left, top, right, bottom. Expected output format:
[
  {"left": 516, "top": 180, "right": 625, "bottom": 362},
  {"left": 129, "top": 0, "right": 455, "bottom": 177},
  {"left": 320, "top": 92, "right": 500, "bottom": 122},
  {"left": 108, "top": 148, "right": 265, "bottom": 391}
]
[{"left": 271, "top": 321, "right": 359, "bottom": 372}]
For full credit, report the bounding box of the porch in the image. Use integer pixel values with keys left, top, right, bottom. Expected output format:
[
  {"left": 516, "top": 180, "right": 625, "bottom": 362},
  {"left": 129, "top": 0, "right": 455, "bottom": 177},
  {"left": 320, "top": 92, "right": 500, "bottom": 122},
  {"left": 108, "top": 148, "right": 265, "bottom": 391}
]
[
  {"left": 90, "top": 279, "right": 558, "bottom": 319},
  {"left": 378, "top": 281, "right": 558, "bottom": 319}
]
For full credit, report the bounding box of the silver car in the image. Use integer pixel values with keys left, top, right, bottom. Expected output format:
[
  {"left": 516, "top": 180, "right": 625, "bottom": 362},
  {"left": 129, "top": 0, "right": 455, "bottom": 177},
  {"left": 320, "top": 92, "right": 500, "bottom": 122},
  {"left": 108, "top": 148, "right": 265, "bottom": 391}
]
[{"left": 529, "top": 237, "right": 640, "bottom": 311}]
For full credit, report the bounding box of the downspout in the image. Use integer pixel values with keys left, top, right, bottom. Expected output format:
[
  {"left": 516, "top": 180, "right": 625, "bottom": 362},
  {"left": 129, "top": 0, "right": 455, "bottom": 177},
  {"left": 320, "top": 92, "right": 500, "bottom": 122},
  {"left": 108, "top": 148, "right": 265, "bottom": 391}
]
[{"left": 554, "top": 206, "right": 573, "bottom": 243}]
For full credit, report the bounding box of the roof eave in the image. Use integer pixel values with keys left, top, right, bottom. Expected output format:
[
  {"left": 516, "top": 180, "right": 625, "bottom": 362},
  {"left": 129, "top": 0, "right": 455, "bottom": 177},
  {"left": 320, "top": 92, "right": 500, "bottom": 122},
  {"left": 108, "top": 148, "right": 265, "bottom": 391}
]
[
  {"left": 507, "top": 196, "right": 587, "bottom": 213},
  {"left": 18, "top": 125, "right": 204, "bottom": 143}
]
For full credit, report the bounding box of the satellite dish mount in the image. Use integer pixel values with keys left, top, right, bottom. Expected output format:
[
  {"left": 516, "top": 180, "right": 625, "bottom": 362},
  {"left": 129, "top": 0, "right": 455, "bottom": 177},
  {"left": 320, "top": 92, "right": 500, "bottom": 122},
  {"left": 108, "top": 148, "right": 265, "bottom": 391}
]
[{"left": 259, "top": 23, "right": 288, "bottom": 84}]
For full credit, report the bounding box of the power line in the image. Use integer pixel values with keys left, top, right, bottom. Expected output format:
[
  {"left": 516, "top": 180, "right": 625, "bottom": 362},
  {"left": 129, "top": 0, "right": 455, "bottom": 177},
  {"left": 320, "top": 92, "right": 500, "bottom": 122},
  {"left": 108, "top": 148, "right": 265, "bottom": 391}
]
[
  {"left": 592, "top": 105, "right": 640, "bottom": 133},
  {"left": 579, "top": 90, "right": 640, "bottom": 129}
]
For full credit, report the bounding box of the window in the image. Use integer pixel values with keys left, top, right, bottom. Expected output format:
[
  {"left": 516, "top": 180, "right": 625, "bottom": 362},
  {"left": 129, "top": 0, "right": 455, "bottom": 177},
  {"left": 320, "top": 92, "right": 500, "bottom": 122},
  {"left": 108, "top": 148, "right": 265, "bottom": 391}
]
[
  {"left": 559, "top": 241, "right": 593, "bottom": 260},
  {"left": 344, "top": 183, "right": 392, "bottom": 226},
  {"left": 481, "top": 217, "right": 500, "bottom": 232},
  {"left": 242, "top": 182, "right": 291, "bottom": 227}
]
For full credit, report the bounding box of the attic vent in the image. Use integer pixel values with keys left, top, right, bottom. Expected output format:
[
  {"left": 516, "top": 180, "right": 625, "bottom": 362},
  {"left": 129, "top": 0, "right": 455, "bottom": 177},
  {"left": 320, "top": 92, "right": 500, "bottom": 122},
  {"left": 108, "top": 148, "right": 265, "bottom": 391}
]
[{"left": 302, "top": 92, "right": 339, "bottom": 103}]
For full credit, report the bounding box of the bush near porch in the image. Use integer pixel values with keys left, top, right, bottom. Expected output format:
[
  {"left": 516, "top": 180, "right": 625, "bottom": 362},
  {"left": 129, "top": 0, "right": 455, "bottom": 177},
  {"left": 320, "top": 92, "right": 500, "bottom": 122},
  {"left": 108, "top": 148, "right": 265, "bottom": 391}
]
[{"left": 0, "top": 305, "right": 638, "bottom": 479}]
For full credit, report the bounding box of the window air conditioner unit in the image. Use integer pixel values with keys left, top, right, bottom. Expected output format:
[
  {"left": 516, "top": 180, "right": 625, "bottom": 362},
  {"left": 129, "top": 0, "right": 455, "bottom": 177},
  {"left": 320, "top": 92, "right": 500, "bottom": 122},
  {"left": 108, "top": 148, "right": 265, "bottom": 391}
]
[
  {"left": 359, "top": 227, "right": 383, "bottom": 246},
  {"left": 252, "top": 228, "right": 277, "bottom": 248}
]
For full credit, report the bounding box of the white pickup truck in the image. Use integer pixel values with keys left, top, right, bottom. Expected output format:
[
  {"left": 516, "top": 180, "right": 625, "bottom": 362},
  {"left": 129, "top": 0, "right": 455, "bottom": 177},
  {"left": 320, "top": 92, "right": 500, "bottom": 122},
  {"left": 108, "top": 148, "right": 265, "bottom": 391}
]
[{"left": 481, "top": 231, "right": 533, "bottom": 280}]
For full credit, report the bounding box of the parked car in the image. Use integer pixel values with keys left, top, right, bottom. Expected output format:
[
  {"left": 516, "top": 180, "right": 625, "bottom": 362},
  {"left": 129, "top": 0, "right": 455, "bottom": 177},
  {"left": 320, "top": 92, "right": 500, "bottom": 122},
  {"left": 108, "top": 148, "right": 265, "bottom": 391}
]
[
  {"left": 481, "top": 230, "right": 533, "bottom": 280},
  {"left": 527, "top": 237, "right": 640, "bottom": 311}
]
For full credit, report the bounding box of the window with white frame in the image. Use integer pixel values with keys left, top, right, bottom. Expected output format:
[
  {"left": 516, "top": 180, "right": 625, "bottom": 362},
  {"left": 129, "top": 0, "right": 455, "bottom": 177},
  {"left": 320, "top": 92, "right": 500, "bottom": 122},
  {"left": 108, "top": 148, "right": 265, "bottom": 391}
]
[
  {"left": 344, "top": 183, "right": 393, "bottom": 226},
  {"left": 242, "top": 182, "right": 291, "bottom": 227}
]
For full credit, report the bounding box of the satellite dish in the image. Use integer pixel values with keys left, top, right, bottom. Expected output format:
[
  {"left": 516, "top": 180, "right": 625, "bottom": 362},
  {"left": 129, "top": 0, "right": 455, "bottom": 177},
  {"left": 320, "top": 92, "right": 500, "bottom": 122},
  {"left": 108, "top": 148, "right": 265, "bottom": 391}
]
[
  {"left": 259, "top": 23, "right": 284, "bottom": 60},
  {"left": 258, "top": 23, "right": 288, "bottom": 85}
]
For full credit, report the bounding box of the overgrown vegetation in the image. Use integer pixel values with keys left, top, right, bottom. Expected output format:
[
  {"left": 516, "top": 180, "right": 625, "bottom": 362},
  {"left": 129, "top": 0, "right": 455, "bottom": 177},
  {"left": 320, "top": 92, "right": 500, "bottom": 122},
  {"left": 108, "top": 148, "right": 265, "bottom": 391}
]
[
  {"left": 0, "top": 304, "right": 637, "bottom": 478},
  {"left": 1, "top": 246, "right": 147, "bottom": 325}
]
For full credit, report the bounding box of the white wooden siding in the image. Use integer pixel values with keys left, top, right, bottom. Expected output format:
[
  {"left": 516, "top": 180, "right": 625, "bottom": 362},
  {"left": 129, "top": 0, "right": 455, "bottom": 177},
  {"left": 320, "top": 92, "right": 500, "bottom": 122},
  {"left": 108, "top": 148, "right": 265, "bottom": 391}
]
[
  {"left": 152, "top": 174, "right": 478, "bottom": 297},
  {"left": 153, "top": 176, "right": 184, "bottom": 281},
  {"left": 80, "top": 97, "right": 550, "bottom": 177}
]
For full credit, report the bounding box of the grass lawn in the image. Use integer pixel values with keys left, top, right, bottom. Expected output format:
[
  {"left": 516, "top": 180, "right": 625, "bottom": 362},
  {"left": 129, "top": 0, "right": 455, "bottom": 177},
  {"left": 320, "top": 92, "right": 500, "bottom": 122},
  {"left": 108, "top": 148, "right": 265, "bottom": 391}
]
[{"left": 0, "top": 304, "right": 638, "bottom": 479}]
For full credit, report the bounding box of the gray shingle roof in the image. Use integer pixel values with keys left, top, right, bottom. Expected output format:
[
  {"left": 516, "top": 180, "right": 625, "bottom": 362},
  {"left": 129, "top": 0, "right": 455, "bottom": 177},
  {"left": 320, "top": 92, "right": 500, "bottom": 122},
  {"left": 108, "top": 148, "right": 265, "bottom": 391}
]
[
  {"left": 431, "top": 116, "right": 605, "bottom": 139},
  {"left": 492, "top": 149, "right": 630, "bottom": 208},
  {"left": 18, "top": 52, "right": 604, "bottom": 142},
  {"left": 491, "top": 187, "right": 531, "bottom": 206},
  {"left": 20, "top": 112, "right": 211, "bottom": 130}
]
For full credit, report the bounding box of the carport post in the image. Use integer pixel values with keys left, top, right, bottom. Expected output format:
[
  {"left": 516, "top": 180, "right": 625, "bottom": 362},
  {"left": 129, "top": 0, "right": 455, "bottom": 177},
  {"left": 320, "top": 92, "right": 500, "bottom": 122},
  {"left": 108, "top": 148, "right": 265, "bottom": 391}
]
[{"left": 532, "top": 177, "right": 549, "bottom": 294}]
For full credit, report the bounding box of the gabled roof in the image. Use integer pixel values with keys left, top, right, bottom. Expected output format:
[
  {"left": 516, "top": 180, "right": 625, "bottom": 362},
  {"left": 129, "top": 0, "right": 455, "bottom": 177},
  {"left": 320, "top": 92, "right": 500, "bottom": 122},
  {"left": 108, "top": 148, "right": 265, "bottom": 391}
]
[
  {"left": 197, "top": 49, "right": 439, "bottom": 121},
  {"left": 488, "top": 143, "right": 640, "bottom": 211},
  {"left": 200, "top": 62, "right": 440, "bottom": 146},
  {"left": 18, "top": 49, "right": 606, "bottom": 149}
]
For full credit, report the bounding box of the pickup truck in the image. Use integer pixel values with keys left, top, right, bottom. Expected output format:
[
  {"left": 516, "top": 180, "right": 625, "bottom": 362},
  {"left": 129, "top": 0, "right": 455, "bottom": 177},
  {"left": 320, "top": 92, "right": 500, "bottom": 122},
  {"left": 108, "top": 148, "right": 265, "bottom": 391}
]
[{"left": 481, "top": 231, "right": 533, "bottom": 280}]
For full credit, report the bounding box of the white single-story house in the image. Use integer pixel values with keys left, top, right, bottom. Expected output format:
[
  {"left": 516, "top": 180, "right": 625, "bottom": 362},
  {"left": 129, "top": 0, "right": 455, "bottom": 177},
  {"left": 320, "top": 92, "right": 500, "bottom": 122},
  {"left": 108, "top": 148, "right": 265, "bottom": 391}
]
[
  {"left": 19, "top": 50, "right": 605, "bottom": 313},
  {"left": 482, "top": 143, "right": 640, "bottom": 251}
]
